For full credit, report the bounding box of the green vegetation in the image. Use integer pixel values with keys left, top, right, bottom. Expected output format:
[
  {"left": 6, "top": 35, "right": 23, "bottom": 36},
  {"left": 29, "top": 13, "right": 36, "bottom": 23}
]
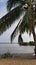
[
  {"left": 1, "top": 52, "right": 12, "bottom": 58},
  {"left": 19, "top": 41, "right": 34, "bottom": 46}
]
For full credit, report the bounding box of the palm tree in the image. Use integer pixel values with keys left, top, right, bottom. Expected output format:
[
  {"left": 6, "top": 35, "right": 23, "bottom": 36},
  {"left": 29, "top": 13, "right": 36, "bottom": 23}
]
[
  {"left": 0, "top": 0, "right": 36, "bottom": 57},
  {"left": 7, "top": 0, "right": 36, "bottom": 57}
]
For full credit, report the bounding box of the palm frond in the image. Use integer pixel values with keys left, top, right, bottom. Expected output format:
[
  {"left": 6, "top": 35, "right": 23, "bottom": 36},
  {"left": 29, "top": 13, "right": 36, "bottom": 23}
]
[
  {"left": 19, "top": 3, "right": 35, "bottom": 35},
  {"left": 0, "top": 5, "right": 23, "bottom": 35},
  {"left": 7, "top": 0, "right": 26, "bottom": 11},
  {"left": 19, "top": 9, "right": 29, "bottom": 33}
]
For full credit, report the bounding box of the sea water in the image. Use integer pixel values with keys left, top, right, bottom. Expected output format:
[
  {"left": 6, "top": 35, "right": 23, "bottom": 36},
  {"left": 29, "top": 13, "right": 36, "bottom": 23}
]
[{"left": 0, "top": 43, "right": 35, "bottom": 54}]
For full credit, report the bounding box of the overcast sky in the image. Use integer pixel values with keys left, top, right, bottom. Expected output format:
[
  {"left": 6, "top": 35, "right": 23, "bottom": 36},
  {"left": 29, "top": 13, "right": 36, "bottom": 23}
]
[{"left": 0, "top": 0, "right": 35, "bottom": 43}]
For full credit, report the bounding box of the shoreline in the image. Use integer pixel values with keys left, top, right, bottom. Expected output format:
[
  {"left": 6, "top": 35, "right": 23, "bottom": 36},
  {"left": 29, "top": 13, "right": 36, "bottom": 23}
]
[{"left": 0, "top": 53, "right": 35, "bottom": 59}]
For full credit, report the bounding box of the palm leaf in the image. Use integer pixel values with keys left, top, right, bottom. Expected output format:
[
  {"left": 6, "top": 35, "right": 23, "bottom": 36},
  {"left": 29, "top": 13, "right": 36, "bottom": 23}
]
[
  {"left": 19, "top": 3, "right": 35, "bottom": 34},
  {"left": 19, "top": 9, "right": 29, "bottom": 33},
  {"left": 7, "top": 0, "right": 26, "bottom": 11},
  {"left": 0, "top": 5, "right": 24, "bottom": 35}
]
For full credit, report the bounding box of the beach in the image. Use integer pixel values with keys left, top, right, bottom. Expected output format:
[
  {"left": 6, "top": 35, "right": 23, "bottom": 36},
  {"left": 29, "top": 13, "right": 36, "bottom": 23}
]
[
  {"left": 0, "top": 53, "right": 36, "bottom": 65},
  {"left": 0, "top": 57, "right": 36, "bottom": 65},
  {"left": 0, "top": 44, "right": 35, "bottom": 65}
]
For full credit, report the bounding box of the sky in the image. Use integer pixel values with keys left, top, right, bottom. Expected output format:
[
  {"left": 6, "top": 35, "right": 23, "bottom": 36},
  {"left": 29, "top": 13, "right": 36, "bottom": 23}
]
[
  {"left": 0, "top": 0, "right": 35, "bottom": 43},
  {"left": 0, "top": 0, "right": 8, "bottom": 18}
]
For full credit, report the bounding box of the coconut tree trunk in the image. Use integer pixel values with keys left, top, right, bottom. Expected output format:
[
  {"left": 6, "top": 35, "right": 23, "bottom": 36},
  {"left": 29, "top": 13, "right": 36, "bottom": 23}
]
[
  {"left": 34, "top": 35, "right": 36, "bottom": 59},
  {"left": 18, "top": 33, "right": 23, "bottom": 45},
  {"left": 33, "top": 3, "right": 36, "bottom": 58},
  {"left": 32, "top": 27, "right": 36, "bottom": 58}
]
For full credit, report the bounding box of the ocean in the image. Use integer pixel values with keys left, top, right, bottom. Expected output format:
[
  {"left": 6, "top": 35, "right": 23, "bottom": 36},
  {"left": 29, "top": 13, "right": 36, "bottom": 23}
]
[{"left": 0, "top": 43, "right": 35, "bottom": 54}]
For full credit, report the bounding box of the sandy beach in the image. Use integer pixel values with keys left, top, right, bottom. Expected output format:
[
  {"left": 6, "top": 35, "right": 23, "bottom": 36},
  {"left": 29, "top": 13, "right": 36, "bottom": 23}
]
[
  {"left": 0, "top": 58, "right": 36, "bottom": 65},
  {"left": 0, "top": 53, "right": 36, "bottom": 65}
]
